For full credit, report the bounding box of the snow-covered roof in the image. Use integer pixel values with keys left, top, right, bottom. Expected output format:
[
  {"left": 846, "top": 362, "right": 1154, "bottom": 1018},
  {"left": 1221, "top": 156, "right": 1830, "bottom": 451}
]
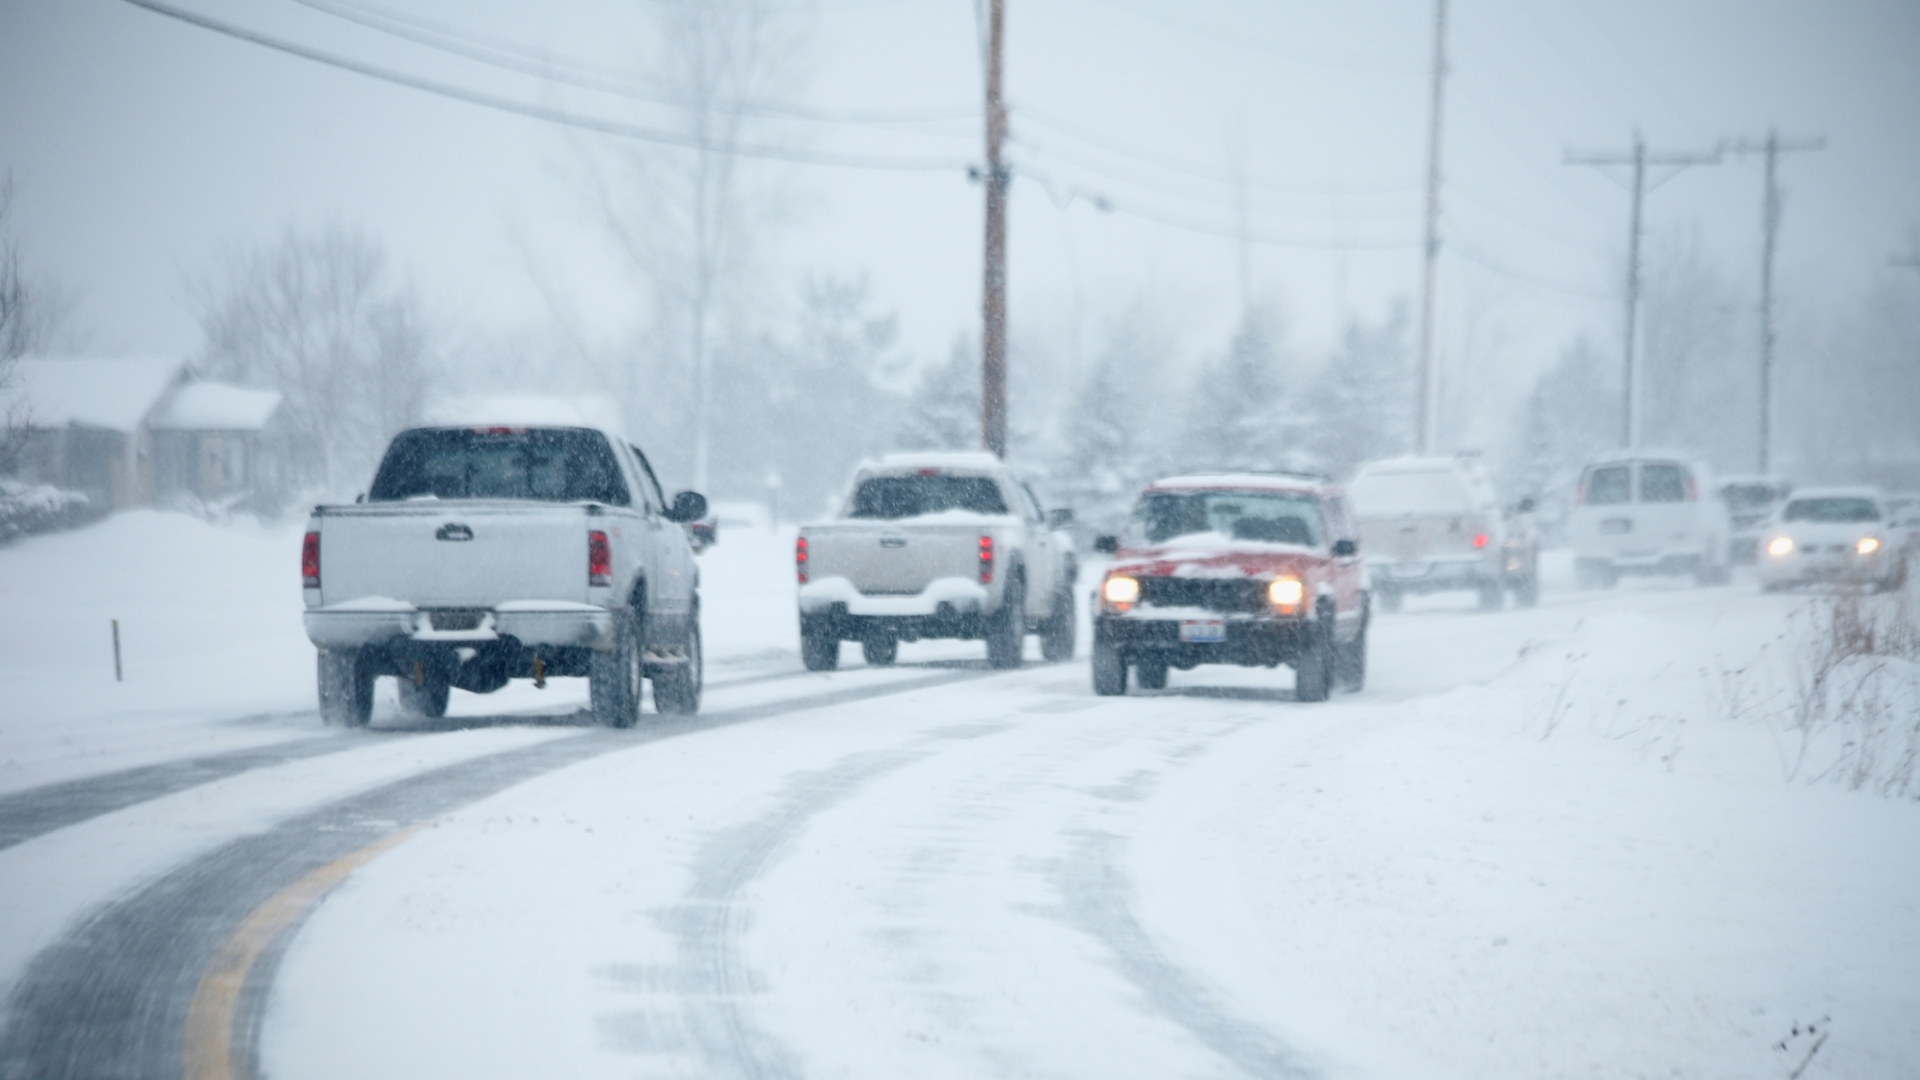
[
  {"left": 876, "top": 450, "right": 1004, "bottom": 472},
  {"left": 1785, "top": 486, "right": 1882, "bottom": 501},
  {"left": 1150, "top": 472, "right": 1327, "bottom": 493},
  {"left": 423, "top": 395, "right": 624, "bottom": 435},
  {"left": 149, "top": 382, "right": 283, "bottom": 431},
  {"left": 3, "top": 356, "right": 188, "bottom": 432}
]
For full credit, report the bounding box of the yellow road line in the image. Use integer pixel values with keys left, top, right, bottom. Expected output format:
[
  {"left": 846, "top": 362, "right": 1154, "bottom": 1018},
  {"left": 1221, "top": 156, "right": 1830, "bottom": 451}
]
[{"left": 181, "top": 827, "right": 419, "bottom": 1080}]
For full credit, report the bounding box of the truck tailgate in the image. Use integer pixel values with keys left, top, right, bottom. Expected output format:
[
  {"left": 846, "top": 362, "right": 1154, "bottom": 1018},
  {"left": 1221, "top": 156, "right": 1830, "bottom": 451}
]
[
  {"left": 1360, "top": 514, "right": 1489, "bottom": 560},
  {"left": 806, "top": 522, "right": 985, "bottom": 594},
  {"left": 321, "top": 502, "right": 590, "bottom": 607}
]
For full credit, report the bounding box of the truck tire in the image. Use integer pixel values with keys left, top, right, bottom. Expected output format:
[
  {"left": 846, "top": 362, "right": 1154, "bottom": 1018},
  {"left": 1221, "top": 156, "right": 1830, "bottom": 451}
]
[
  {"left": 317, "top": 647, "right": 374, "bottom": 728},
  {"left": 653, "top": 616, "right": 703, "bottom": 715},
  {"left": 1336, "top": 607, "right": 1369, "bottom": 692},
  {"left": 590, "top": 612, "right": 642, "bottom": 728},
  {"left": 1477, "top": 582, "right": 1505, "bottom": 611},
  {"left": 860, "top": 632, "right": 898, "bottom": 667},
  {"left": 396, "top": 662, "right": 450, "bottom": 719},
  {"left": 1134, "top": 655, "right": 1168, "bottom": 690},
  {"left": 1092, "top": 638, "right": 1126, "bottom": 696},
  {"left": 1039, "top": 585, "right": 1076, "bottom": 662},
  {"left": 1293, "top": 615, "right": 1334, "bottom": 703},
  {"left": 801, "top": 617, "right": 839, "bottom": 672},
  {"left": 1509, "top": 572, "right": 1540, "bottom": 608},
  {"left": 985, "top": 575, "right": 1025, "bottom": 670}
]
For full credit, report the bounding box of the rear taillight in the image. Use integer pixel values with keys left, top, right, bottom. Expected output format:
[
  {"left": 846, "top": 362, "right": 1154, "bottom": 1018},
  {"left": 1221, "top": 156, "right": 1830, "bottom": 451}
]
[
  {"left": 301, "top": 531, "right": 320, "bottom": 588},
  {"left": 795, "top": 536, "right": 809, "bottom": 584},
  {"left": 1575, "top": 480, "right": 1587, "bottom": 506},
  {"left": 978, "top": 534, "right": 994, "bottom": 583},
  {"left": 1684, "top": 475, "right": 1698, "bottom": 501},
  {"left": 588, "top": 530, "right": 611, "bottom": 586},
  {"left": 1472, "top": 532, "right": 1489, "bottom": 549}
]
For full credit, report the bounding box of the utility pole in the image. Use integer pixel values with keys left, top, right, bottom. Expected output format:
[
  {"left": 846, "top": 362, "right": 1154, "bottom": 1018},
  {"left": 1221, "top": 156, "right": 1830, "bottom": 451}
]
[
  {"left": 1566, "top": 135, "right": 1720, "bottom": 449},
  {"left": 1414, "top": 0, "right": 1447, "bottom": 456},
  {"left": 980, "top": 0, "right": 1009, "bottom": 459},
  {"left": 1731, "top": 130, "right": 1824, "bottom": 475}
]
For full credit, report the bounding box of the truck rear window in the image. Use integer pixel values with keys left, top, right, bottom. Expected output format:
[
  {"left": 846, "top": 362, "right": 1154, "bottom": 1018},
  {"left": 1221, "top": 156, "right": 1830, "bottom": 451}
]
[
  {"left": 1583, "top": 466, "right": 1630, "bottom": 506},
  {"left": 848, "top": 475, "right": 1008, "bottom": 519},
  {"left": 368, "top": 428, "right": 629, "bottom": 505},
  {"left": 1348, "top": 469, "right": 1474, "bottom": 517}
]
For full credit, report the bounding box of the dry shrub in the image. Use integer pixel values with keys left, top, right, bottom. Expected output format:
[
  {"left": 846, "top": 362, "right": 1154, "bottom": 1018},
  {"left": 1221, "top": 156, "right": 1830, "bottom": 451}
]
[{"left": 1788, "top": 579, "right": 1920, "bottom": 798}]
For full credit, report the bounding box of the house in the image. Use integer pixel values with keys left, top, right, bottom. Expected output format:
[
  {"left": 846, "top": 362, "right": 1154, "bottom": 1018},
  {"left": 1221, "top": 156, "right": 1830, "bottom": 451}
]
[{"left": 3, "top": 357, "right": 287, "bottom": 513}]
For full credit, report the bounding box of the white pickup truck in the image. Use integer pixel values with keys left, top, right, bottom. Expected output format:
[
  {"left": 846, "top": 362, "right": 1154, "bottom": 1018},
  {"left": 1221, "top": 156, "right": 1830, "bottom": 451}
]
[
  {"left": 301, "top": 424, "right": 706, "bottom": 727},
  {"left": 795, "top": 452, "right": 1077, "bottom": 670}
]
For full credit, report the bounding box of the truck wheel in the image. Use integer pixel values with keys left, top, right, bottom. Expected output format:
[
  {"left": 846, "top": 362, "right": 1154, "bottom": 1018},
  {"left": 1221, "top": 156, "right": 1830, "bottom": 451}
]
[
  {"left": 1040, "top": 586, "right": 1076, "bottom": 662},
  {"left": 590, "top": 613, "right": 642, "bottom": 728},
  {"left": 1293, "top": 617, "right": 1334, "bottom": 703},
  {"left": 986, "top": 576, "right": 1025, "bottom": 670},
  {"left": 1510, "top": 573, "right": 1540, "bottom": 608},
  {"left": 1092, "top": 638, "right": 1126, "bottom": 696},
  {"left": 317, "top": 648, "right": 374, "bottom": 728},
  {"left": 1377, "top": 585, "right": 1403, "bottom": 613},
  {"left": 396, "top": 662, "right": 450, "bottom": 719},
  {"left": 653, "top": 617, "right": 703, "bottom": 715},
  {"left": 861, "top": 632, "right": 898, "bottom": 667},
  {"left": 801, "top": 618, "right": 839, "bottom": 672},
  {"left": 1336, "top": 610, "right": 1369, "bottom": 692},
  {"left": 1134, "top": 656, "right": 1168, "bottom": 690},
  {"left": 1477, "top": 582, "right": 1505, "bottom": 611}
]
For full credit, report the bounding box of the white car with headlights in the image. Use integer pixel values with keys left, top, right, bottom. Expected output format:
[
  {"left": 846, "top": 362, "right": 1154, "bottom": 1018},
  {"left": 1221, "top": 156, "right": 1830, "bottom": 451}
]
[{"left": 1757, "top": 487, "right": 1907, "bottom": 593}]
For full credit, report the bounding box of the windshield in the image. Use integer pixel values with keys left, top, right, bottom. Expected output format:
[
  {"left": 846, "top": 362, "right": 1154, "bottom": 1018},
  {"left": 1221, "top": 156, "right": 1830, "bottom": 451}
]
[
  {"left": 1782, "top": 497, "right": 1879, "bottom": 523},
  {"left": 1129, "top": 490, "right": 1323, "bottom": 547},
  {"left": 368, "top": 428, "right": 629, "bottom": 505},
  {"left": 1348, "top": 469, "right": 1474, "bottom": 517},
  {"left": 847, "top": 475, "right": 1008, "bottom": 519}
]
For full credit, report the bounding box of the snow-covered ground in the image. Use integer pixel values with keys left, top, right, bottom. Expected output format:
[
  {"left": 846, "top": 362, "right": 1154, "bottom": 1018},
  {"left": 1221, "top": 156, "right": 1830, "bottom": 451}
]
[{"left": 2, "top": 511, "right": 1917, "bottom": 1077}]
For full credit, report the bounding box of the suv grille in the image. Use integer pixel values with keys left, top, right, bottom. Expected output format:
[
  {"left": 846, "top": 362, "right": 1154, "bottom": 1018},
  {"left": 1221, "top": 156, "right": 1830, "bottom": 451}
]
[
  {"left": 428, "top": 609, "right": 486, "bottom": 631},
  {"left": 1137, "top": 577, "right": 1266, "bottom": 613}
]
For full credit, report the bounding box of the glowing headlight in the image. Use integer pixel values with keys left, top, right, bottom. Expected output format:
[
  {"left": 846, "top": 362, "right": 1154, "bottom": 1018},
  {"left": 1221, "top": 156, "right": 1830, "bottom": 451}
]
[
  {"left": 1102, "top": 576, "right": 1140, "bottom": 604},
  {"left": 1857, "top": 536, "right": 1881, "bottom": 556},
  {"left": 1267, "top": 576, "right": 1304, "bottom": 607},
  {"left": 1766, "top": 536, "right": 1794, "bottom": 557}
]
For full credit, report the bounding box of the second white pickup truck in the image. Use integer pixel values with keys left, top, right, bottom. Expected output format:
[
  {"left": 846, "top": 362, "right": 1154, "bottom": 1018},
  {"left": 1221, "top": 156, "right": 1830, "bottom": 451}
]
[
  {"left": 302, "top": 423, "right": 706, "bottom": 728},
  {"left": 795, "top": 452, "right": 1077, "bottom": 670}
]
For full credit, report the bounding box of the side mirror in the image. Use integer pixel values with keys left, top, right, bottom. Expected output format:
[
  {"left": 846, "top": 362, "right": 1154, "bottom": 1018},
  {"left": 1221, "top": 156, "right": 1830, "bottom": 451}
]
[
  {"left": 1514, "top": 496, "right": 1537, "bottom": 514},
  {"left": 1093, "top": 534, "right": 1120, "bottom": 554},
  {"left": 1332, "top": 538, "right": 1358, "bottom": 557},
  {"left": 1047, "top": 507, "right": 1074, "bottom": 529},
  {"left": 355, "top": 492, "right": 366, "bottom": 504},
  {"left": 666, "top": 490, "right": 708, "bottom": 523}
]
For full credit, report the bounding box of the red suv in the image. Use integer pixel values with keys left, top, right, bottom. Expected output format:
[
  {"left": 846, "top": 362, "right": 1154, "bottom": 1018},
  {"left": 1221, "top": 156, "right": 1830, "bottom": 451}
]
[{"left": 1091, "top": 474, "right": 1369, "bottom": 701}]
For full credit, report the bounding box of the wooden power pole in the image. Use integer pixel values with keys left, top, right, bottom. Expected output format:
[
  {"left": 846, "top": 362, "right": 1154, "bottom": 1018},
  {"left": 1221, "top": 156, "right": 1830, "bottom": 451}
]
[
  {"left": 1732, "top": 129, "right": 1823, "bottom": 475},
  {"left": 981, "top": 0, "right": 1009, "bottom": 458},
  {"left": 1566, "top": 135, "right": 1720, "bottom": 450},
  {"left": 1414, "top": 0, "right": 1447, "bottom": 456}
]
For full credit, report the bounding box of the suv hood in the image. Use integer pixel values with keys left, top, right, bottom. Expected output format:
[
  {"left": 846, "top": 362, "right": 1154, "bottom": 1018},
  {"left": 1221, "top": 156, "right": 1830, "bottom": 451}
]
[{"left": 1111, "top": 542, "right": 1321, "bottom": 581}]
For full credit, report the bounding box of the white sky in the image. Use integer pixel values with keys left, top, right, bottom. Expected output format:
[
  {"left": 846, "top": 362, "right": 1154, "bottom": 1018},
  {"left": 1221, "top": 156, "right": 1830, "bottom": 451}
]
[{"left": 2, "top": 0, "right": 1916, "bottom": 449}]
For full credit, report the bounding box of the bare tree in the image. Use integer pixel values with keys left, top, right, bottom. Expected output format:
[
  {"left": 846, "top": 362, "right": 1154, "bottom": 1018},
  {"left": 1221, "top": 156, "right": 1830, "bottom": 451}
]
[
  {"left": 197, "top": 224, "right": 436, "bottom": 495},
  {"left": 0, "top": 172, "right": 76, "bottom": 474},
  {"left": 579, "top": 0, "right": 808, "bottom": 493}
]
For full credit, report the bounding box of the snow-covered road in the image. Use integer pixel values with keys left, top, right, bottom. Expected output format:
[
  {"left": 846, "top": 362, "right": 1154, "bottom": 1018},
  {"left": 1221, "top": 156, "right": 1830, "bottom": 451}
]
[{"left": 1, "top": 514, "right": 1916, "bottom": 1078}]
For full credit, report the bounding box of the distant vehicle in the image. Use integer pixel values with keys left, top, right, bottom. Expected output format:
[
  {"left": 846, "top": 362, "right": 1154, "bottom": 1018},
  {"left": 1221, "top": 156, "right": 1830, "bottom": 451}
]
[
  {"left": 794, "top": 452, "right": 1077, "bottom": 671},
  {"left": 1758, "top": 487, "right": 1906, "bottom": 593},
  {"left": 1568, "top": 454, "right": 1731, "bottom": 588},
  {"left": 1884, "top": 492, "right": 1920, "bottom": 559},
  {"left": 302, "top": 425, "right": 707, "bottom": 728},
  {"left": 1090, "top": 473, "right": 1366, "bottom": 701},
  {"left": 1346, "top": 455, "right": 1538, "bottom": 612},
  {"left": 1717, "top": 476, "right": 1794, "bottom": 564}
]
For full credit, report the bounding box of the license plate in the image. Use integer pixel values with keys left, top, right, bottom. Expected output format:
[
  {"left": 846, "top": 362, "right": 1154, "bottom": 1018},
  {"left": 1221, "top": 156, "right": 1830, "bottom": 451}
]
[
  {"left": 1599, "top": 517, "right": 1633, "bottom": 535},
  {"left": 1179, "top": 619, "right": 1225, "bottom": 643}
]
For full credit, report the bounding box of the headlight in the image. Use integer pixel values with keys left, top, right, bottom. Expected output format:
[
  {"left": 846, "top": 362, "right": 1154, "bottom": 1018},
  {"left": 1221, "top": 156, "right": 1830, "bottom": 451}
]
[
  {"left": 1857, "top": 536, "right": 1881, "bottom": 556},
  {"left": 1267, "top": 576, "right": 1304, "bottom": 608},
  {"left": 1766, "top": 536, "right": 1794, "bottom": 557},
  {"left": 1102, "top": 576, "right": 1140, "bottom": 605}
]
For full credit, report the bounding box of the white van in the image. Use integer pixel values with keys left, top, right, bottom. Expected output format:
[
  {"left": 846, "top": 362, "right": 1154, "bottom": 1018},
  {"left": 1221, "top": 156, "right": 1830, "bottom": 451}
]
[{"left": 1569, "top": 455, "right": 1730, "bottom": 588}]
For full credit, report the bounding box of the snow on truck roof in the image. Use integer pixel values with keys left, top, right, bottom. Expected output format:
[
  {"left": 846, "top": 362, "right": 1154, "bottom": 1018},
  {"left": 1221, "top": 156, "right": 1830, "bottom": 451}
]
[
  {"left": 423, "top": 395, "right": 624, "bottom": 434},
  {"left": 1786, "top": 486, "right": 1882, "bottom": 501},
  {"left": 1149, "top": 472, "right": 1328, "bottom": 493},
  {"left": 869, "top": 451, "right": 1006, "bottom": 473}
]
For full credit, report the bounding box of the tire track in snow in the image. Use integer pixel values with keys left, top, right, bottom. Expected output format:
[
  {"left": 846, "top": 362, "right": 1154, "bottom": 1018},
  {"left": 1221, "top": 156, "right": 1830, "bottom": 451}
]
[{"left": 0, "top": 666, "right": 993, "bottom": 1080}]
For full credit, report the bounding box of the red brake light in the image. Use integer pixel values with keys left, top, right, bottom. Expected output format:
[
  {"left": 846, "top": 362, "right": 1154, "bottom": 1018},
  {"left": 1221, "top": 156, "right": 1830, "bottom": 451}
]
[
  {"left": 588, "top": 530, "right": 612, "bottom": 586},
  {"left": 1472, "top": 532, "right": 1489, "bottom": 549},
  {"left": 1575, "top": 480, "right": 1587, "bottom": 506},
  {"left": 1684, "top": 475, "right": 1698, "bottom": 501},
  {"left": 978, "top": 534, "right": 994, "bottom": 584},
  {"left": 795, "top": 536, "right": 809, "bottom": 584},
  {"left": 301, "top": 531, "right": 320, "bottom": 588}
]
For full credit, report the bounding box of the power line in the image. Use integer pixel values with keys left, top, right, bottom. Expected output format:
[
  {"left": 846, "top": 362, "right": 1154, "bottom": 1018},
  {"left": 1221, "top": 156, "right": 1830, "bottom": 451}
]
[
  {"left": 118, "top": 0, "right": 969, "bottom": 172},
  {"left": 1446, "top": 237, "right": 1613, "bottom": 301},
  {"left": 287, "top": 0, "right": 980, "bottom": 127},
  {"left": 1014, "top": 102, "right": 1419, "bottom": 197},
  {"left": 1077, "top": 0, "right": 1414, "bottom": 75}
]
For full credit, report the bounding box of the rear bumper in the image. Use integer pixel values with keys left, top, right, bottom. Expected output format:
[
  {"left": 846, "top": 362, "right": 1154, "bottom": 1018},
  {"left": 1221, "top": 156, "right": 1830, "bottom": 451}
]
[
  {"left": 304, "top": 602, "right": 615, "bottom": 650},
  {"left": 799, "top": 576, "right": 992, "bottom": 619},
  {"left": 1368, "top": 555, "right": 1500, "bottom": 593},
  {"left": 1095, "top": 612, "right": 1311, "bottom": 668}
]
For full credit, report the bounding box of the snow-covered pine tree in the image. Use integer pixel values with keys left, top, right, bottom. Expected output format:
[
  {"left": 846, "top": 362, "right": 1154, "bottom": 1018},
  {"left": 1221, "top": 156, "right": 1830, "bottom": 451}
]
[
  {"left": 1177, "top": 305, "right": 1293, "bottom": 473},
  {"left": 893, "top": 333, "right": 979, "bottom": 452},
  {"left": 1301, "top": 301, "right": 1414, "bottom": 480}
]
